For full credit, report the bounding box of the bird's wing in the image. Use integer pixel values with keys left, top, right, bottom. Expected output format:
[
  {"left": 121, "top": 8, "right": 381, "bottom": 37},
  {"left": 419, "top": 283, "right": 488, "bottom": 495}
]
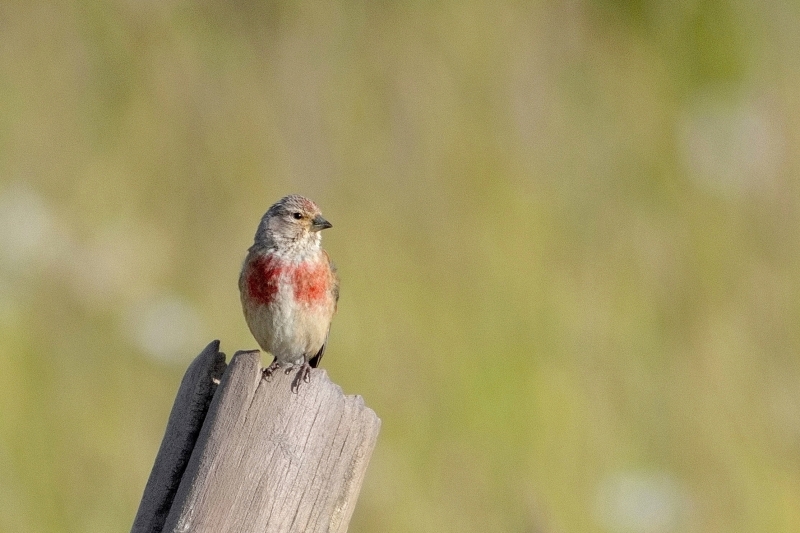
[
  {"left": 309, "top": 250, "right": 339, "bottom": 369},
  {"left": 324, "top": 249, "right": 340, "bottom": 312},
  {"left": 308, "top": 327, "right": 329, "bottom": 368}
]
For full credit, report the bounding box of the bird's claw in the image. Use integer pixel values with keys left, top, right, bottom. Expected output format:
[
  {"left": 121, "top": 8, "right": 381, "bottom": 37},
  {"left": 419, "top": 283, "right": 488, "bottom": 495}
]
[
  {"left": 291, "top": 363, "right": 312, "bottom": 393},
  {"left": 262, "top": 360, "right": 281, "bottom": 381}
]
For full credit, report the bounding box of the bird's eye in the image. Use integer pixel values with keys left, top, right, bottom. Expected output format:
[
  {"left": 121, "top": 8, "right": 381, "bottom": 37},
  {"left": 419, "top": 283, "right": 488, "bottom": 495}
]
[{"left": 292, "top": 212, "right": 303, "bottom": 220}]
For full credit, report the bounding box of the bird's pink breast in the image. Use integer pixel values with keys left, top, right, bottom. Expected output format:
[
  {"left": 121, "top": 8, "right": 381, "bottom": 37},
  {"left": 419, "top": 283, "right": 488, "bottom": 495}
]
[
  {"left": 291, "top": 261, "right": 330, "bottom": 304},
  {"left": 247, "top": 255, "right": 283, "bottom": 305},
  {"left": 247, "top": 255, "right": 329, "bottom": 306}
]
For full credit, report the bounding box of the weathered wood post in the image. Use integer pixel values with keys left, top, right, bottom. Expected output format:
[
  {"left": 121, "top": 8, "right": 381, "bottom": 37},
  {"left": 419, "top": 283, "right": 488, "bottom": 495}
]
[{"left": 131, "top": 340, "right": 381, "bottom": 533}]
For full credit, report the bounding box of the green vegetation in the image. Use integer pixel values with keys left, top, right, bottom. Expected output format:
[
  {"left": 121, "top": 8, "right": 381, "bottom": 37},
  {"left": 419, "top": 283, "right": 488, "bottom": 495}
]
[{"left": 1, "top": 1, "right": 798, "bottom": 531}]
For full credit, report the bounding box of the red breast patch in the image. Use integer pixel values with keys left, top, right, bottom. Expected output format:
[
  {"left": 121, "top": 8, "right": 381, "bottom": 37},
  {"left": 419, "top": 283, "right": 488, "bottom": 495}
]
[
  {"left": 247, "top": 255, "right": 283, "bottom": 305},
  {"left": 247, "top": 255, "right": 329, "bottom": 306},
  {"left": 291, "top": 262, "right": 329, "bottom": 304}
]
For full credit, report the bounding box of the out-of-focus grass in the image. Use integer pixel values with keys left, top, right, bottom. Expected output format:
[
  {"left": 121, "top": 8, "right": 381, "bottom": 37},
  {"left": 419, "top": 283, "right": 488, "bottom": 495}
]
[{"left": 1, "top": 1, "right": 799, "bottom": 532}]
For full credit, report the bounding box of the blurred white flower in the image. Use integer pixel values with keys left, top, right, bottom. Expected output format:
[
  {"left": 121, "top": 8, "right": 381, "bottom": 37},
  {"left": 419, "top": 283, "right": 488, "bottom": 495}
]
[
  {"left": 593, "top": 470, "right": 691, "bottom": 533},
  {"left": 0, "top": 182, "right": 65, "bottom": 272},
  {"left": 679, "top": 94, "right": 785, "bottom": 197},
  {"left": 125, "top": 294, "right": 203, "bottom": 363}
]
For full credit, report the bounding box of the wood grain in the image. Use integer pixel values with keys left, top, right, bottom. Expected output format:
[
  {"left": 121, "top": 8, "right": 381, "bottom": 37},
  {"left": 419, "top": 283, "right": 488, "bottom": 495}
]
[{"left": 132, "top": 346, "right": 381, "bottom": 533}]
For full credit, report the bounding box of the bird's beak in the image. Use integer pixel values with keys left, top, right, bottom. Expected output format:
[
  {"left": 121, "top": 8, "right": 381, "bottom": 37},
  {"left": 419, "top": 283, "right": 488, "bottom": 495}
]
[{"left": 311, "top": 215, "right": 333, "bottom": 232}]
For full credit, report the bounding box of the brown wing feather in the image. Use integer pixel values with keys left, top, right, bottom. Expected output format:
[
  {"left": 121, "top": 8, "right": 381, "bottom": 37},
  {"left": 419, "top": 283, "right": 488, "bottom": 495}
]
[
  {"left": 308, "top": 328, "right": 328, "bottom": 368},
  {"left": 309, "top": 250, "right": 339, "bottom": 368},
  {"left": 325, "top": 249, "right": 340, "bottom": 310}
]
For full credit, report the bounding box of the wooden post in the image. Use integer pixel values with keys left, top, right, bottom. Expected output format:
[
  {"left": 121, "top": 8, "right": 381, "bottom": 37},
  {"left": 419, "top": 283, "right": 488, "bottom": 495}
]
[{"left": 131, "top": 342, "right": 381, "bottom": 533}]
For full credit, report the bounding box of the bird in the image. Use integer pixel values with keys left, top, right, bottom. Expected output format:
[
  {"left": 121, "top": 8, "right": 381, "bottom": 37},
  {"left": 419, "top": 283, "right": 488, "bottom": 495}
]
[{"left": 239, "top": 194, "right": 339, "bottom": 392}]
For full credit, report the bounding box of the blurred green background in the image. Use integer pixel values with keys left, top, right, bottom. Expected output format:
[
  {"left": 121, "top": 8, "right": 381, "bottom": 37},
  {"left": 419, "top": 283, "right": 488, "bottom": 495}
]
[{"left": 1, "top": 0, "right": 799, "bottom": 532}]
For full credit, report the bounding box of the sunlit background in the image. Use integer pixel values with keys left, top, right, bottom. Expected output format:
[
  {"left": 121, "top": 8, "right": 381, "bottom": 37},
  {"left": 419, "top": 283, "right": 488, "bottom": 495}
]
[{"left": 1, "top": 1, "right": 799, "bottom": 532}]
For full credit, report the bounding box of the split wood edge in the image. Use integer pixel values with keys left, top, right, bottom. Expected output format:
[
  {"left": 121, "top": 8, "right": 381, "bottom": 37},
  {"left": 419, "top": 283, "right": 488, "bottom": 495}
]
[{"left": 131, "top": 341, "right": 381, "bottom": 533}]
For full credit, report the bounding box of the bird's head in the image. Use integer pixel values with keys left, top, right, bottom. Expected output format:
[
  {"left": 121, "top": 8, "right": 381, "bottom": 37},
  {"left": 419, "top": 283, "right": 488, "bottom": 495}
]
[{"left": 253, "top": 194, "right": 332, "bottom": 256}]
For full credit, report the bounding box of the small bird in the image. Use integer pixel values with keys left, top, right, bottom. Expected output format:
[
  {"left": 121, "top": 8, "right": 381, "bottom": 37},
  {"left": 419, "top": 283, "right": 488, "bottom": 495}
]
[{"left": 239, "top": 195, "right": 339, "bottom": 392}]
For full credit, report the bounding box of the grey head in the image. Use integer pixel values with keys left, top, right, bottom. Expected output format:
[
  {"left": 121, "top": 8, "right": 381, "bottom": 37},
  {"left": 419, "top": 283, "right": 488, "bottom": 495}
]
[{"left": 252, "top": 194, "right": 332, "bottom": 253}]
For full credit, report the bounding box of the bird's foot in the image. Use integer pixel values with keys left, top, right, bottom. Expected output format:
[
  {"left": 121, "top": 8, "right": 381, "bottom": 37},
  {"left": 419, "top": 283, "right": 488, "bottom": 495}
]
[
  {"left": 291, "top": 362, "right": 312, "bottom": 394},
  {"left": 262, "top": 360, "right": 281, "bottom": 381}
]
